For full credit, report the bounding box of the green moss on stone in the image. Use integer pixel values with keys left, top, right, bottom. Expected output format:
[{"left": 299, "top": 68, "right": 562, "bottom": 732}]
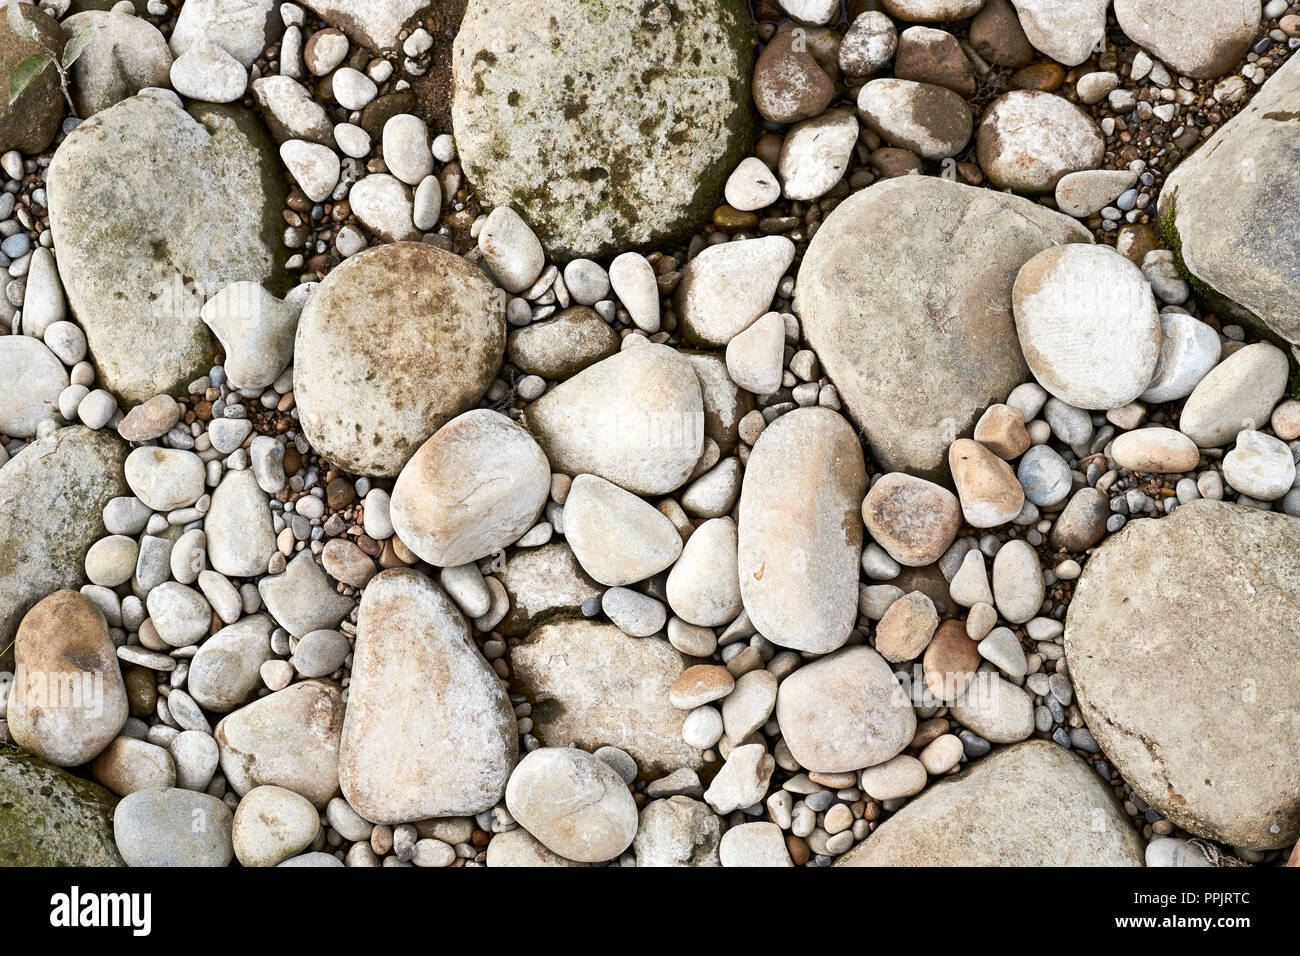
[{"left": 0, "top": 749, "right": 124, "bottom": 867}]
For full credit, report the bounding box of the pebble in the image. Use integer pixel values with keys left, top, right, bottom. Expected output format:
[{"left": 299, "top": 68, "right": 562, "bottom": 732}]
[
  {"left": 601, "top": 587, "right": 667, "bottom": 638},
  {"left": 857, "top": 78, "right": 973, "bottom": 160},
  {"left": 725, "top": 157, "right": 781, "bottom": 211},
  {"left": 1110, "top": 427, "right": 1201, "bottom": 473},
  {"left": 991, "top": 539, "right": 1044, "bottom": 624},
  {"left": 703, "top": 743, "right": 775, "bottom": 814},
  {"left": 118, "top": 394, "right": 181, "bottom": 442},
  {"left": 479, "top": 206, "right": 545, "bottom": 294},
  {"left": 608, "top": 252, "right": 660, "bottom": 334},
  {"left": 776, "top": 646, "right": 915, "bottom": 773},
  {"left": 382, "top": 114, "right": 433, "bottom": 186},
  {"left": 279, "top": 140, "right": 340, "bottom": 202},
  {"left": 665, "top": 517, "right": 743, "bottom": 627},
  {"left": 874, "top": 590, "right": 940, "bottom": 663},
  {"left": 778, "top": 108, "right": 859, "bottom": 201},
  {"left": 113, "top": 789, "right": 233, "bottom": 867},
  {"left": 1223, "top": 430, "right": 1296, "bottom": 500},
  {"left": 978, "top": 90, "right": 1104, "bottom": 192},
  {"left": 859, "top": 753, "right": 928, "bottom": 801},
  {"left": 840, "top": 10, "right": 898, "bottom": 76},
  {"left": 1179, "top": 342, "right": 1289, "bottom": 448},
  {"left": 391, "top": 410, "right": 551, "bottom": 568},
  {"left": 1013, "top": 244, "right": 1161, "bottom": 410},
  {"left": 504, "top": 747, "right": 638, "bottom": 863},
  {"left": 348, "top": 173, "right": 417, "bottom": 241},
  {"left": 1141, "top": 313, "right": 1221, "bottom": 403},
  {"left": 332, "top": 67, "right": 377, "bottom": 110},
  {"left": 171, "top": 42, "right": 247, "bottom": 103},
  {"left": 739, "top": 408, "right": 865, "bottom": 654},
  {"left": 0, "top": 336, "right": 65, "bottom": 437},
  {"left": 949, "top": 439, "right": 1026, "bottom": 527},
  {"left": 1016, "top": 444, "right": 1072, "bottom": 506},
  {"left": 675, "top": 236, "right": 796, "bottom": 347},
  {"left": 726, "top": 311, "right": 785, "bottom": 394},
  {"left": 232, "top": 785, "right": 319, "bottom": 867},
  {"left": 565, "top": 473, "right": 682, "bottom": 587}
]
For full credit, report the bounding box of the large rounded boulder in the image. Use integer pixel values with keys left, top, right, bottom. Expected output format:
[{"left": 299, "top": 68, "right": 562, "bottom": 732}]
[
  {"left": 294, "top": 242, "right": 505, "bottom": 477},
  {"left": 451, "top": 0, "right": 756, "bottom": 259},
  {"left": 47, "top": 95, "right": 288, "bottom": 404},
  {"left": 1066, "top": 501, "right": 1300, "bottom": 849}
]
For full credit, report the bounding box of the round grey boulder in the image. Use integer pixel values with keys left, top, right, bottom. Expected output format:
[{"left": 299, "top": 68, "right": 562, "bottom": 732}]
[
  {"left": 295, "top": 242, "right": 504, "bottom": 477},
  {"left": 451, "top": 0, "right": 756, "bottom": 259}
]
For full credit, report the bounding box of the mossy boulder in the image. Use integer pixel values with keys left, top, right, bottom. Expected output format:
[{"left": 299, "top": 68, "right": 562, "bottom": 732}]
[
  {"left": 1158, "top": 53, "right": 1300, "bottom": 348},
  {"left": 47, "top": 95, "right": 289, "bottom": 405},
  {"left": 451, "top": 0, "right": 756, "bottom": 260},
  {"left": 0, "top": 2, "right": 66, "bottom": 154},
  {"left": 0, "top": 749, "right": 124, "bottom": 866},
  {"left": 0, "top": 426, "right": 129, "bottom": 671}
]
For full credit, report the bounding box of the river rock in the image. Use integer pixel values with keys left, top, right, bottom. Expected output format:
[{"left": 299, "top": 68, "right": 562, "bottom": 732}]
[
  {"left": 187, "top": 614, "right": 275, "bottom": 712},
  {"left": 564, "top": 474, "right": 683, "bottom": 587},
  {"left": 838, "top": 741, "right": 1145, "bottom": 865},
  {"left": 856, "top": 79, "right": 973, "bottom": 160},
  {"left": 524, "top": 344, "right": 704, "bottom": 496},
  {"left": 1067, "top": 501, "right": 1300, "bottom": 849},
  {"left": 1013, "top": 243, "right": 1161, "bottom": 410},
  {"left": 675, "top": 236, "right": 796, "bottom": 347},
  {"left": 1178, "top": 342, "right": 1289, "bottom": 448},
  {"left": 510, "top": 620, "right": 704, "bottom": 776},
  {"left": 1114, "top": 0, "right": 1259, "bottom": 79},
  {"left": 339, "top": 570, "right": 517, "bottom": 823},
  {"left": 204, "top": 468, "right": 276, "bottom": 578},
  {"left": 738, "top": 408, "right": 865, "bottom": 654},
  {"left": 977, "top": 90, "right": 1105, "bottom": 193},
  {"left": 776, "top": 646, "right": 915, "bottom": 773},
  {"left": 633, "top": 796, "right": 722, "bottom": 867},
  {"left": 505, "top": 747, "right": 638, "bottom": 863},
  {"left": 752, "top": 26, "right": 835, "bottom": 124},
  {"left": 451, "top": 0, "right": 755, "bottom": 259},
  {"left": 506, "top": 307, "right": 620, "bottom": 381},
  {"left": 1009, "top": 0, "right": 1108, "bottom": 66},
  {"left": 170, "top": 0, "right": 281, "bottom": 66},
  {"left": 862, "top": 473, "right": 962, "bottom": 568},
  {"left": 47, "top": 96, "right": 287, "bottom": 404},
  {"left": 258, "top": 552, "right": 354, "bottom": 637},
  {"left": 796, "top": 175, "right": 1090, "bottom": 479},
  {"left": 301, "top": 0, "right": 427, "bottom": 51},
  {"left": 390, "top": 409, "right": 550, "bottom": 567},
  {"left": 1110, "top": 427, "right": 1201, "bottom": 473},
  {"left": 215, "top": 679, "right": 345, "bottom": 807},
  {"left": 8, "top": 590, "right": 128, "bottom": 767},
  {"left": 113, "top": 788, "right": 233, "bottom": 867},
  {"left": 0, "top": 751, "right": 123, "bottom": 865},
  {"left": 879, "top": 0, "right": 985, "bottom": 19},
  {"left": 495, "top": 542, "right": 603, "bottom": 638},
  {"left": 486, "top": 826, "right": 585, "bottom": 867},
  {"left": 1141, "top": 313, "right": 1221, "bottom": 403},
  {"left": 0, "top": 427, "right": 128, "bottom": 670},
  {"left": 666, "top": 517, "right": 743, "bottom": 627},
  {"left": 295, "top": 242, "right": 503, "bottom": 477},
  {"left": 1157, "top": 54, "right": 1300, "bottom": 346},
  {"left": 0, "top": 336, "right": 66, "bottom": 437}
]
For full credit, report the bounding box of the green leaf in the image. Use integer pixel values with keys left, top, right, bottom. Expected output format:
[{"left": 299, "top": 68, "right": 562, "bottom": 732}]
[
  {"left": 61, "top": 28, "right": 96, "bottom": 70},
  {"left": 8, "top": 52, "right": 51, "bottom": 106},
  {"left": 6, "top": 2, "right": 39, "bottom": 44}
]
